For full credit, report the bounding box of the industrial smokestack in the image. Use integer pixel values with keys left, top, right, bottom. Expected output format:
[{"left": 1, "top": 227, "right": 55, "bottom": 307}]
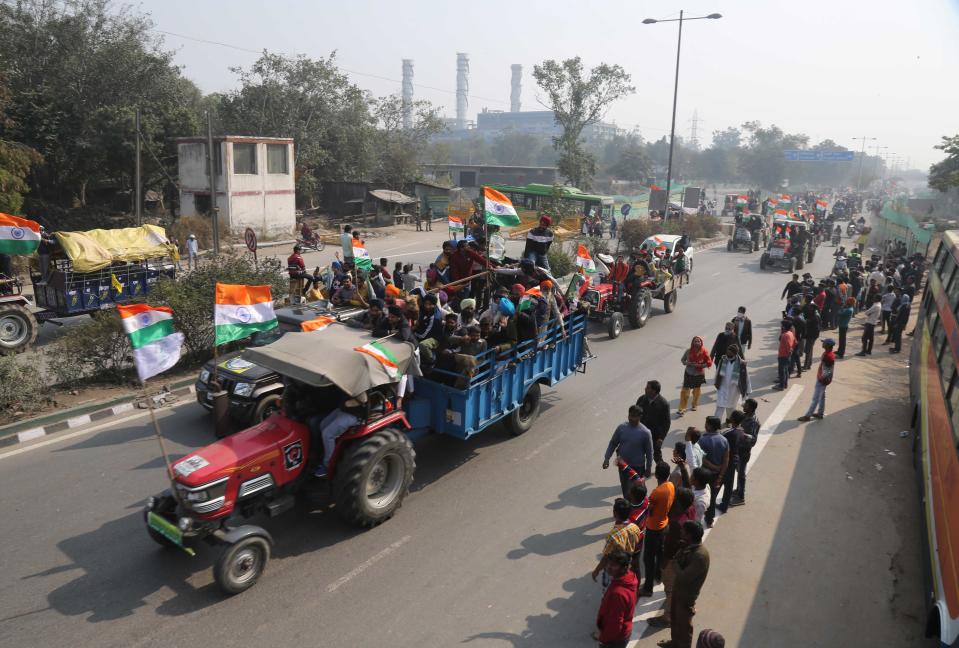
[
  {"left": 510, "top": 64, "right": 522, "bottom": 113},
  {"left": 456, "top": 52, "right": 469, "bottom": 130},
  {"left": 401, "top": 59, "right": 414, "bottom": 130}
]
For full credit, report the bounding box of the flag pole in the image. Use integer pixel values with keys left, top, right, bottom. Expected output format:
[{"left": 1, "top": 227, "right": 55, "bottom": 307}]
[{"left": 143, "top": 381, "right": 176, "bottom": 483}]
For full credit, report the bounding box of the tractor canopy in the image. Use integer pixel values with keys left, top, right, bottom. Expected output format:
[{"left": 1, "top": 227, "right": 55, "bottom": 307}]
[{"left": 243, "top": 325, "right": 420, "bottom": 398}]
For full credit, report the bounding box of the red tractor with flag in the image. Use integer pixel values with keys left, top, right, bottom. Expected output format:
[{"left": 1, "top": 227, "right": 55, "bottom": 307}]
[{"left": 573, "top": 251, "right": 679, "bottom": 339}]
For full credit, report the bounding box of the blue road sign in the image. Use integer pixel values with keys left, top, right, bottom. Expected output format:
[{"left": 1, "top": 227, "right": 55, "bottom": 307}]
[
  {"left": 784, "top": 150, "right": 854, "bottom": 162},
  {"left": 620, "top": 203, "right": 631, "bottom": 216}
]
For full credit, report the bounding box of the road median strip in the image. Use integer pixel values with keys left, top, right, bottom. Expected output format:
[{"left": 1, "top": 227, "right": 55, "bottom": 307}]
[{"left": 0, "top": 378, "right": 197, "bottom": 448}]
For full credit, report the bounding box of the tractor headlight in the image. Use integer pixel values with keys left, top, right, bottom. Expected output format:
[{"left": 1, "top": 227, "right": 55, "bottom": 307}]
[
  {"left": 185, "top": 490, "right": 209, "bottom": 503},
  {"left": 145, "top": 496, "right": 156, "bottom": 511},
  {"left": 199, "top": 369, "right": 211, "bottom": 384},
  {"left": 233, "top": 382, "right": 254, "bottom": 397},
  {"left": 177, "top": 517, "right": 193, "bottom": 532}
]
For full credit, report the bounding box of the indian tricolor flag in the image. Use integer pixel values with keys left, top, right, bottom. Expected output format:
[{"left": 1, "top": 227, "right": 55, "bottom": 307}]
[
  {"left": 354, "top": 341, "right": 402, "bottom": 379},
  {"left": 736, "top": 195, "right": 748, "bottom": 206},
  {"left": 214, "top": 283, "right": 277, "bottom": 346},
  {"left": 816, "top": 199, "right": 828, "bottom": 210},
  {"left": 483, "top": 187, "right": 520, "bottom": 227},
  {"left": 0, "top": 213, "right": 41, "bottom": 255},
  {"left": 352, "top": 243, "right": 373, "bottom": 271},
  {"left": 448, "top": 215, "right": 465, "bottom": 232},
  {"left": 301, "top": 315, "right": 335, "bottom": 332},
  {"left": 117, "top": 304, "right": 184, "bottom": 382},
  {"left": 774, "top": 209, "right": 789, "bottom": 218},
  {"left": 575, "top": 244, "right": 596, "bottom": 273},
  {"left": 768, "top": 198, "right": 779, "bottom": 207}
]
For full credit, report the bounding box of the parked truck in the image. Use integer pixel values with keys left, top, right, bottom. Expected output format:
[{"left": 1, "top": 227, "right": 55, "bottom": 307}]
[{"left": 143, "top": 313, "right": 588, "bottom": 594}]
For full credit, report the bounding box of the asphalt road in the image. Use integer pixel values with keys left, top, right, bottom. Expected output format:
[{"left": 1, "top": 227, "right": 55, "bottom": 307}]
[{"left": 0, "top": 227, "right": 929, "bottom": 648}]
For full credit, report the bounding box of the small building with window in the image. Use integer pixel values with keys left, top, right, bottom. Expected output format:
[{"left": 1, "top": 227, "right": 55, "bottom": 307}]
[{"left": 177, "top": 136, "right": 295, "bottom": 236}]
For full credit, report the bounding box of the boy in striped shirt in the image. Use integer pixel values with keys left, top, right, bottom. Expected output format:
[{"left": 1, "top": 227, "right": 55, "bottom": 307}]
[{"left": 618, "top": 459, "right": 650, "bottom": 581}]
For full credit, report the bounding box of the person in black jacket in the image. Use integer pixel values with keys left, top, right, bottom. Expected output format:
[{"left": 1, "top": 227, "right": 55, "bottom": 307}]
[
  {"left": 709, "top": 322, "right": 743, "bottom": 367},
  {"left": 636, "top": 380, "right": 671, "bottom": 462},
  {"left": 889, "top": 293, "right": 911, "bottom": 354},
  {"left": 523, "top": 215, "right": 554, "bottom": 270},
  {"left": 732, "top": 306, "right": 752, "bottom": 353},
  {"left": 801, "top": 303, "right": 821, "bottom": 371}
]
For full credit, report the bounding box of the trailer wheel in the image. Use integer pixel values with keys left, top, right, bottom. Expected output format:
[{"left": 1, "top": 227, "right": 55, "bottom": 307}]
[
  {"left": 506, "top": 383, "right": 541, "bottom": 437},
  {"left": 214, "top": 535, "right": 270, "bottom": 595},
  {"left": 252, "top": 394, "right": 282, "bottom": 423},
  {"left": 334, "top": 428, "right": 415, "bottom": 528},
  {"left": 607, "top": 312, "right": 624, "bottom": 339},
  {"left": 0, "top": 303, "right": 38, "bottom": 355},
  {"left": 628, "top": 289, "right": 652, "bottom": 329},
  {"left": 663, "top": 290, "right": 677, "bottom": 314}
]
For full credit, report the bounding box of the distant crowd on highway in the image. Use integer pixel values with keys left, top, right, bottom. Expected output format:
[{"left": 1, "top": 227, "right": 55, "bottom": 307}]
[{"left": 591, "top": 195, "right": 927, "bottom": 648}]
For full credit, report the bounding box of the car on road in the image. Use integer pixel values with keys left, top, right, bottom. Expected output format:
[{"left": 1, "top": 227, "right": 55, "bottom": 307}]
[
  {"left": 640, "top": 234, "right": 695, "bottom": 274},
  {"left": 146, "top": 314, "right": 588, "bottom": 595},
  {"left": 195, "top": 301, "right": 364, "bottom": 430}
]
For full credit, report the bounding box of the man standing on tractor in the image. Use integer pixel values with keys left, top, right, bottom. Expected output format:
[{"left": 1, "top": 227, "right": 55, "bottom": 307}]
[{"left": 524, "top": 215, "right": 554, "bottom": 271}]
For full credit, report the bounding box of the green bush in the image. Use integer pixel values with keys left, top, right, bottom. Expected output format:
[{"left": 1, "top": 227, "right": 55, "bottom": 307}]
[
  {"left": 150, "top": 250, "right": 286, "bottom": 361},
  {"left": 547, "top": 244, "right": 575, "bottom": 278},
  {"left": 619, "top": 215, "right": 721, "bottom": 252},
  {"left": 0, "top": 354, "right": 49, "bottom": 414},
  {"left": 47, "top": 312, "right": 133, "bottom": 386}
]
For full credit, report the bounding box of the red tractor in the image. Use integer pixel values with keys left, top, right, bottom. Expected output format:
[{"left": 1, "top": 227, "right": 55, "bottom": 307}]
[{"left": 574, "top": 256, "right": 679, "bottom": 338}]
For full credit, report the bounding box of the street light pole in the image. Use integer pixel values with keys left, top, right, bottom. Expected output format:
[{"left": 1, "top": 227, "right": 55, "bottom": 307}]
[
  {"left": 664, "top": 10, "right": 684, "bottom": 218},
  {"left": 852, "top": 136, "right": 875, "bottom": 194},
  {"left": 643, "top": 11, "right": 721, "bottom": 218}
]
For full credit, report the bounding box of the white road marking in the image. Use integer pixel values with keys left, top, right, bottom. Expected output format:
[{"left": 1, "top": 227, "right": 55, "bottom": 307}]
[
  {"left": 711, "top": 271, "right": 721, "bottom": 276},
  {"left": 626, "top": 383, "right": 804, "bottom": 644},
  {"left": 326, "top": 535, "right": 413, "bottom": 593}
]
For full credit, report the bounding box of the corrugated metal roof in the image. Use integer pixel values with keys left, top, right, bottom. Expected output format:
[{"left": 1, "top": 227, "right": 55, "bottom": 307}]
[{"left": 369, "top": 189, "right": 416, "bottom": 204}]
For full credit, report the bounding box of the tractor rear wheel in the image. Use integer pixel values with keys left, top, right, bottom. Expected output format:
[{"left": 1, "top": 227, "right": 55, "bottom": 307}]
[
  {"left": 0, "top": 303, "right": 38, "bottom": 355},
  {"left": 506, "top": 383, "right": 542, "bottom": 436},
  {"left": 334, "top": 428, "right": 415, "bottom": 528},
  {"left": 628, "top": 289, "right": 652, "bottom": 328}
]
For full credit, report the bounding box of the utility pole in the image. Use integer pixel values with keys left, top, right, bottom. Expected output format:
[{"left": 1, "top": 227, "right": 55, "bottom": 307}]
[
  {"left": 852, "top": 136, "right": 875, "bottom": 194},
  {"left": 207, "top": 111, "right": 220, "bottom": 254},
  {"left": 135, "top": 107, "right": 142, "bottom": 226}
]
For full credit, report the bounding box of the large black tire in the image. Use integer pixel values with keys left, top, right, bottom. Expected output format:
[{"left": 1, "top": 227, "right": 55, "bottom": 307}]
[
  {"left": 0, "top": 303, "right": 38, "bottom": 355},
  {"left": 505, "top": 383, "right": 542, "bottom": 437},
  {"left": 214, "top": 535, "right": 271, "bottom": 596},
  {"left": 760, "top": 254, "right": 767, "bottom": 270},
  {"left": 663, "top": 290, "right": 677, "bottom": 314},
  {"left": 796, "top": 254, "right": 805, "bottom": 270},
  {"left": 252, "top": 394, "right": 282, "bottom": 423},
  {"left": 334, "top": 428, "right": 415, "bottom": 528},
  {"left": 607, "top": 312, "right": 624, "bottom": 339},
  {"left": 628, "top": 289, "right": 652, "bottom": 329},
  {"left": 726, "top": 240, "right": 733, "bottom": 252},
  {"left": 789, "top": 257, "right": 797, "bottom": 273}
]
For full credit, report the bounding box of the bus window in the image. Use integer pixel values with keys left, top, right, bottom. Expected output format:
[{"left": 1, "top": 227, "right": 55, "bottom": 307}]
[
  {"left": 933, "top": 314, "right": 946, "bottom": 362},
  {"left": 935, "top": 242, "right": 950, "bottom": 275},
  {"left": 940, "top": 350, "right": 957, "bottom": 396}
]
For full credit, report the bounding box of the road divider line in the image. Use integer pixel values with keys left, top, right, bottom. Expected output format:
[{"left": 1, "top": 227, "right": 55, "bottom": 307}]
[
  {"left": 712, "top": 271, "right": 721, "bottom": 276},
  {"left": 326, "top": 535, "right": 412, "bottom": 593},
  {"left": 627, "top": 384, "right": 803, "bottom": 644}
]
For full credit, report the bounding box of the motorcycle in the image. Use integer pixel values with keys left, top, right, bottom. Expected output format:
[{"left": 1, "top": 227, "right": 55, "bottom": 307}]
[
  {"left": 846, "top": 222, "right": 858, "bottom": 237},
  {"left": 295, "top": 237, "right": 326, "bottom": 252},
  {"left": 831, "top": 232, "right": 841, "bottom": 246}
]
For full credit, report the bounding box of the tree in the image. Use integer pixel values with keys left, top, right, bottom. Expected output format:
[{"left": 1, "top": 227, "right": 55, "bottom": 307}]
[
  {"left": 0, "top": 75, "right": 42, "bottom": 214},
  {"left": 490, "top": 129, "right": 549, "bottom": 166},
  {"left": 929, "top": 135, "right": 959, "bottom": 192},
  {"left": 711, "top": 127, "right": 742, "bottom": 150},
  {"left": 0, "top": 0, "right": 201, "bottom": 209},
  {"left": 372, "top": 94, "right": 444, "bottom": 189},
  {"left": 221, "top": 52, "right": 377, "bottom": 205},
  {"left": 533, "top": 57, "right": 634, "bottom": 189},
  {"left": 738, "top": 121, "right": 808, "bottom": 190},
  {"left": 608, "top": 144, "right": 652, "bottom": 182}
]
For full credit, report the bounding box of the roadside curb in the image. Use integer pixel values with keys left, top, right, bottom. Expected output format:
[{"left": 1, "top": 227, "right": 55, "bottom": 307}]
[{"left": 0, "top": 378, "right": 197, "bottom": 449}]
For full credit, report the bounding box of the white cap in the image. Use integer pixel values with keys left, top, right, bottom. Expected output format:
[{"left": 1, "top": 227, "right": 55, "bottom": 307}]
[{"left": 188, "top": 234, "right": 196, "bottom": 239}]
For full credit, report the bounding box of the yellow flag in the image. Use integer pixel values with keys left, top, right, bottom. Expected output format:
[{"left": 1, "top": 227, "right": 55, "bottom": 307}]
[{"left": 111, "top": 273, "right": 123, "bottom": 293}]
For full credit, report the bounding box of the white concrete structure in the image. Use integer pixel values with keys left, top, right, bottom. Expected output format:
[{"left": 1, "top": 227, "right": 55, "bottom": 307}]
[{"left": 177, "top": 136, "right": 295, "bottom": 237}]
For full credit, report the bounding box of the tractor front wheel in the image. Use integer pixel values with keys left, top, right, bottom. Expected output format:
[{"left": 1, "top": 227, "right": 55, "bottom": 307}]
[
  {"left": 607, "top": 312, "right": 624, "bottom": 339},
  {"left": 214, "top": 535, "right": 270, "bottom": 596},
  {"left": 334, "top": 428, "right": 415, "bottom": 528}
]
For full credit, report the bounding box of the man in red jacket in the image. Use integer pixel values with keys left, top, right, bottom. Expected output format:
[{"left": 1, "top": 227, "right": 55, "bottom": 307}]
[{"left": 593, "top": 550, "right": 638, "bottom": 648}]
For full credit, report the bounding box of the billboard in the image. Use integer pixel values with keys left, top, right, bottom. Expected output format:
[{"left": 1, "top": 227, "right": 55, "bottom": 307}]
[
  {"left": 683, "top": 187, "right": 702, "bottom": 209},
  {"left": 783, "top": 150, "right": 855, "bottom": 162},
  {"left": 648, "top": 189, "right": 667, "bottom": 212}
]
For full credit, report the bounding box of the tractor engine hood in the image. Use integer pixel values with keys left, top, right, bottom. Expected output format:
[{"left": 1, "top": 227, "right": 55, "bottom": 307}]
[{"left": 171, "top": 416, "right": 308, "bottom": 489}]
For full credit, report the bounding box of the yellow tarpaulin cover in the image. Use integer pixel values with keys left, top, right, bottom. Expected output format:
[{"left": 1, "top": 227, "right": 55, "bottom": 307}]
[{"left": 54, "top": 225, "right": 173, "bottom": 273}]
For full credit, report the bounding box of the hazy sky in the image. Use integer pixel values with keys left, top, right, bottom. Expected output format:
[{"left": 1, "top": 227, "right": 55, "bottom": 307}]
[{"left": 146, "top": 0, "right": 959, "bottom": 170}]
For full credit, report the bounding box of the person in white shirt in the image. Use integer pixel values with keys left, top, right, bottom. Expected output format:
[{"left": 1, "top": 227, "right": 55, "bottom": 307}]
[
  {"left": 857, "top": 295, "right": 882, "bottom": 356},
  {"left": 868, "top": 267, "right": 885, "bottom": 289},
  {"left": 186, "top": 234, "right": 199, "bottom": 270},
  {"left": 691, "top": 468, "right": 709, "bottom": 525},
  {"left": 879, "top": 286, "right": 897, "bottom": 334},
  {"left": 684, "top": 427, "right": 704, "bottom": 469}
]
